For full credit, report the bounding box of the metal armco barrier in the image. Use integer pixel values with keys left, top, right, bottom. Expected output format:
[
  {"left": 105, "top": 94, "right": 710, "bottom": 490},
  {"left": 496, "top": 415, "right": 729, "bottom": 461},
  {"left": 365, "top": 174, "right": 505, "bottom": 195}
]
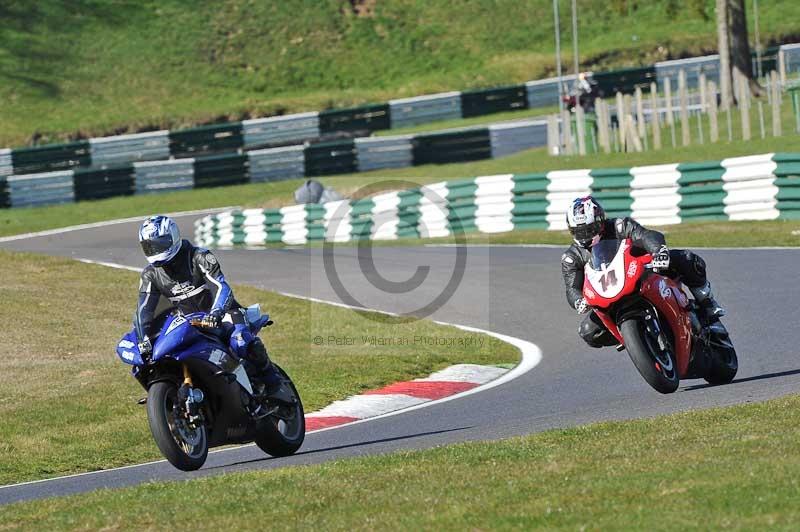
[
  {"left": 0, "top": 149, "right": 13, "bottom": 178},
  {"left": 169, "top": 123, "right": 244, "bottom": 158},
  {"left": 242, "top": 113, "right": 320, "bottom": 149},
  {"left": 7, "top": 170, "right": 75, "bottom": 207},
  {"left": 73, "top": 166, "right": 135, "bottom": 201},
  {"left": 412, "top": 129, "right": 492, "bottom": 165},
  {"left": 388, "top": 92, "right": 462, "bottom": 129},
  {"left": 354, "top": 136, "right": 414, "bottom": 171},
  {"left": 248, "top": 145, "right": 306, "bottom": 183},
  {"left": 89, "top": 131, "right": 170, "bottom": 167},
  {"left": 304, "top": 139, "right": 357, "bottom": 176},
  {"left": 319, "top": 104, "right": 390, "bottom": 134},
  {"left": 194, "top": 153, "right": 800, "bottom": 247},
  {"left": 134, "top": 159, "right": 195, "bottom": 194},
  {"left": 0, "top": 121, "right": 549, "bottom": 209},
  {"left": 460, "top": 85, "right": 528, "bottom": 118},
  {"left": 489, "top": 121, "right": 547, "bottom": 158}
]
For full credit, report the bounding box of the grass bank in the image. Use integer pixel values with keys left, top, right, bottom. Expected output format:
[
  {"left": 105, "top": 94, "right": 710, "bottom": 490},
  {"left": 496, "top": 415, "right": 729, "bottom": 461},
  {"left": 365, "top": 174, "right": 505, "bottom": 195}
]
[
  {"left": 3, "top": 393, "right": 799, "bottom": 529},
  {"left": 0, "top": 250, "right": 518, "bottom": 485},
  {"left": 2, "top": 1, "right": 799, "bottom": 145}
]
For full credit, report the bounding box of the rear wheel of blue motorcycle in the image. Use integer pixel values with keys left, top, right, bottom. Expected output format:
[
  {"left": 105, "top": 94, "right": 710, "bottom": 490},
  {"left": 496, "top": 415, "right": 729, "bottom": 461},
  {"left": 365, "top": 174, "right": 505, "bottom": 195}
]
[
  {"left": 147, "top": 381, "right": 208, "bottom": 471},
  {"left": 255, "top": 366, "right": 305, "bottom": 457}
]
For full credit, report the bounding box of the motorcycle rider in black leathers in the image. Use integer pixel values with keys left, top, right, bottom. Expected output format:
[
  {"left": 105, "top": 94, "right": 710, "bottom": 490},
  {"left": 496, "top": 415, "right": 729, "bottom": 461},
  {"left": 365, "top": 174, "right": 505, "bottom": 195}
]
[
  {"left": 134, "top": 215, "right": 280, "bottom": 397},
  {"left": 562, "top": 197, "right": 725, "bottom": 348}
]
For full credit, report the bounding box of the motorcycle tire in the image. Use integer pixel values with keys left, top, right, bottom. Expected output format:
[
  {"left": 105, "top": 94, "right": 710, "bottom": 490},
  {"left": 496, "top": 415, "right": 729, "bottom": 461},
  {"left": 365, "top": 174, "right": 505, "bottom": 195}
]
[
  {"left": 147, "top": 381, "right": 208, "bottom": 471},
  {"left": 255, "top": 365, "right": 305, "bottom": 457},
  {"left": 620, "top": 318, "right": 680, "bottom": 394},
  {"left": 704, "top": 326, "right": 738, "bottom": 385}
]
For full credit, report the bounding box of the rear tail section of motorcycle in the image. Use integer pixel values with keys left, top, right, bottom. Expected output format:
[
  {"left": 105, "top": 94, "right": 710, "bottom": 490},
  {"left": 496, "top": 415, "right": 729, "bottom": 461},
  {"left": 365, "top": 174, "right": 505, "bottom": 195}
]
[{"left": 703, "top": 321, "right": 738, "bottom": 385}]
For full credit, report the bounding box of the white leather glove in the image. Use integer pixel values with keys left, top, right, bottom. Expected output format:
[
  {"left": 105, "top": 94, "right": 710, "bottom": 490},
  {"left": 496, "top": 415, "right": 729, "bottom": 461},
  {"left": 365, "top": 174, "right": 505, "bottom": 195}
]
[
  {"left": 651, "top": 245, "right": 670, "bottom": 270},
  {"left": 575, "top": 298, "right": 590, "bottom": 314}
]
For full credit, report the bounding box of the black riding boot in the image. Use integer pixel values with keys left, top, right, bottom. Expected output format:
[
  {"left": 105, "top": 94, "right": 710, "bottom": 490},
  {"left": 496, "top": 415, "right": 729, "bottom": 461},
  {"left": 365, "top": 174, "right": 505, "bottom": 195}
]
[
  {"left": 246, "top": 338, "right": 281, "bottom": 395},
  {"left": 690, "top": 281, "right": 725, "bottom": 321}
]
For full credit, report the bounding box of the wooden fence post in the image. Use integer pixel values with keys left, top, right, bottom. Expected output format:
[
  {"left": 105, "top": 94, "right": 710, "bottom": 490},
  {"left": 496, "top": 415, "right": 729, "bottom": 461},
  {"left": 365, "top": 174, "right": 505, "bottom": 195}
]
[
  {"left": 635, "top": 86, "right": 646, "bottom": 139},
  {"left": 779, "top": 49, "right": 787, "bottom": 87},
  {"left": 616, "top": 91, "right": 625, "bottom": 148},
  {"left": 561, "top": 109, "right": 574, "bottom": 154},
  {"left": 596, "top": 100, "right": 611, "bottom": 153},
  {"left": 697, "top": 111, "right": 704, "bottom": 144},
  {"left": 679, "top": 69, "right": 690, "bottom": 146},
  {"left": 650, "top": 82, "right": 661, "bottom": 150},
  {"left": 699, "top": 72, "right": 707, "bottom": 113},
  {"left": 625, "top": 115, "right": 643, "bottom": 152},
  {"left": 738, "top": 73, "right": 751, "bottom": 141},
  {"left": 575, "top": 105, "right": 587, "bottom": 155},
  {"left": 708, "top": 81, "right": 719, "bottom": 143},
  {"left": 664, "top": 77, "right": 674, "bottom": 125},
  {"left": 664, "top": 78, "right": 676, "bottom": 147},
  {"left": 727, "top": 107, "right": 733, "bottom": 141},
  {"left": 771, "top": 70, "right": 782, "bottom": 137}
]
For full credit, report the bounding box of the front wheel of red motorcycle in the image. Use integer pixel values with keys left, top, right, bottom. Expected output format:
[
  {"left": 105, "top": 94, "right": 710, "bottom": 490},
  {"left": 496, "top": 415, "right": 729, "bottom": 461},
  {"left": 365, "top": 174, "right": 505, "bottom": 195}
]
[{"left": 620, "top": 318, "right": 680, "bottom": 394}]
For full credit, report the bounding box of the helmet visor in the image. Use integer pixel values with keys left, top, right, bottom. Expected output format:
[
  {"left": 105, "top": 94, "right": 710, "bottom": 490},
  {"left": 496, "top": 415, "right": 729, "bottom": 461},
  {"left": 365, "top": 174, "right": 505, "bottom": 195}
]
[
  {"left": 141, "top": 234, "right": 176, "bottom": 258},
  {"left": 570, "top": 220, "right": 603, "bottom": 245}
]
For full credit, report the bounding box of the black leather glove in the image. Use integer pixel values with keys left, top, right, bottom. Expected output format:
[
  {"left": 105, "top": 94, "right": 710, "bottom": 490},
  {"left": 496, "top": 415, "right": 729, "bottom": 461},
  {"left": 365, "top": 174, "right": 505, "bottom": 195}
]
[
  {"left": 202, "top": 310, "right": 224, "bottom": 329},
  {"left": 138, "top": 336, "right": 153, "bottom": 358},
  {"left": 651, "top": 245, "right": 670, "bottom": 270}
]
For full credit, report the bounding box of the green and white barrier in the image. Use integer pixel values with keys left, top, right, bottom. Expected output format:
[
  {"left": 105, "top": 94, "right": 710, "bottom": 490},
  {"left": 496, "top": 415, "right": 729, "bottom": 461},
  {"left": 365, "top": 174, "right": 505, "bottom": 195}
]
[{"left": 194, "top": 153, "right": 800, "bottom": 247}]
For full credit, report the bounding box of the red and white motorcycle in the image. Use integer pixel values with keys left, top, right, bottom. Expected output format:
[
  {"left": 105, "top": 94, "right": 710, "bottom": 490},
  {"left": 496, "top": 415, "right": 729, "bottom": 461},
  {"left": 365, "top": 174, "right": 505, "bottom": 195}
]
[{"left": 583, "top": 238, "right": 738, "bottom": 393}]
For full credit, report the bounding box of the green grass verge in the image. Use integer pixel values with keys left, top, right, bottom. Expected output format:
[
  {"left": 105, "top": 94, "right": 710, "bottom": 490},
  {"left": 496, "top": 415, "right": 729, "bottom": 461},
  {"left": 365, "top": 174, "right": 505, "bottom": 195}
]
[
  {"left": 2, "top": 1, "right": 799, "bottom": 145},
  {"left": 0, "top": 250, "right": 518, "bottom": 485},
  {"left": 381, "top": 219, "right": 800, "bottom": 248},
  {"left": 3, "top": 393, "right": 800, "bottom": 529}
]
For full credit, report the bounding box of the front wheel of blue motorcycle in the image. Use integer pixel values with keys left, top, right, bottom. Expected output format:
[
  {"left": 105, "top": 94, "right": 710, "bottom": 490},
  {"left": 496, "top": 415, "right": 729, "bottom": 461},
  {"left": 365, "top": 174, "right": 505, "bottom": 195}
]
[
  {"left": 255, "top": 365, "right": 305, "bottom": 457},
  {"left": 147, "top": 381, "right": 208, "bottom": 471}
]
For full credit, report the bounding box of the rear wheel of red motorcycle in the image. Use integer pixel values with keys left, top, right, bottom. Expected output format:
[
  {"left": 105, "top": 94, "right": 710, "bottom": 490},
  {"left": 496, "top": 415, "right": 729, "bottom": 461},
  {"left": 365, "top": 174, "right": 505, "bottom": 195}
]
[
  {"left": 620, "top": 318, "right": 680, "bottom": 394},
  {"left": 705, "top": 326, "right": 738, "bottom": 385}
]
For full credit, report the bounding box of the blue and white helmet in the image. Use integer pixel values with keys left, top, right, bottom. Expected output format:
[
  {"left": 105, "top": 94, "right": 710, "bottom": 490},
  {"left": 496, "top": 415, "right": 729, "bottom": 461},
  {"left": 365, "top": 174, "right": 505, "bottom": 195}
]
[
  {"left": 566, "top": 196, "right": 606, "bottom": 248},
  {"left": 139, "top": 215, "right": 181, "bottom": 266}
]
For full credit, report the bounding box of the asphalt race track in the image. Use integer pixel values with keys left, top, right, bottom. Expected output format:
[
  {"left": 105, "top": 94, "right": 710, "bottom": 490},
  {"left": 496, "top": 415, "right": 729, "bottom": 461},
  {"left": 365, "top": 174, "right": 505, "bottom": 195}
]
[{"left": 2, "top": 212, "right": 798, "bottom": 504}]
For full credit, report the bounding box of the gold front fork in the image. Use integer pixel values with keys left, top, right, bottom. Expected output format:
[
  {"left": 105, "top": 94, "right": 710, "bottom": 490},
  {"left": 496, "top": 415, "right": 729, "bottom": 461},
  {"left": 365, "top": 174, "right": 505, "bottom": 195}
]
[{"left": 182, "top": 363, "right": 193, "bottom": 387}]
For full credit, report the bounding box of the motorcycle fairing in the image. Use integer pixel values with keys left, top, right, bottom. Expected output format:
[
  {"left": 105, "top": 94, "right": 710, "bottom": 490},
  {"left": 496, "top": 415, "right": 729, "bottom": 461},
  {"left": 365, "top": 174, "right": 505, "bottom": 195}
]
[
  {"left": 116, "top": 331, "right": 145, "bottom": 366},
  {"left": 116, "top": 312, "right": 256, "bottom": 393},
  {"left": 639, "top": 274, "right": 693, "bottom": 378},
  {"left": 585, "top": 238, "right": 695, "bottom": 378}
]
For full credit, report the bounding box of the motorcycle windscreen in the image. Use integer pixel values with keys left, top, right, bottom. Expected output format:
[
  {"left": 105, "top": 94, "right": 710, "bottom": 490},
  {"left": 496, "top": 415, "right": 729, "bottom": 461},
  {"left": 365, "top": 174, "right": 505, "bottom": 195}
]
[
  {"left": 585, "top": 239, "right": 629, "bottom": 299},
  {"left": 590, "top": 239, "right": 622, "bottom": 269},
  {"left": 152, "top": 314, "right": 201, "bottom": 361}
]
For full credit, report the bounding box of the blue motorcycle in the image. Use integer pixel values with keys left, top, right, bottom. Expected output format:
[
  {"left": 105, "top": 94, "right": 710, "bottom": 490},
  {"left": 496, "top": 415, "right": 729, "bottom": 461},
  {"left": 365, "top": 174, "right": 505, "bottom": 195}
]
[{"left": 116, "top": 305, "right": 305, "bottom": 471}]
